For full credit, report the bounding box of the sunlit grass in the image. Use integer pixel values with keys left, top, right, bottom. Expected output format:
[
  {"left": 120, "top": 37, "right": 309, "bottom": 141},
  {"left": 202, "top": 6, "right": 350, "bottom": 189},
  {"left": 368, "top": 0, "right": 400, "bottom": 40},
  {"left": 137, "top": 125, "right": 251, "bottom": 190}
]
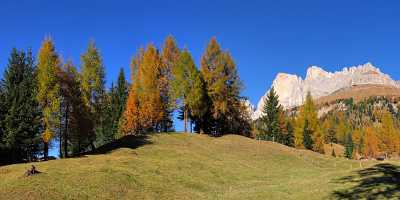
[{"left": 0, "top": 133, "right": 395, "bottom": 199}]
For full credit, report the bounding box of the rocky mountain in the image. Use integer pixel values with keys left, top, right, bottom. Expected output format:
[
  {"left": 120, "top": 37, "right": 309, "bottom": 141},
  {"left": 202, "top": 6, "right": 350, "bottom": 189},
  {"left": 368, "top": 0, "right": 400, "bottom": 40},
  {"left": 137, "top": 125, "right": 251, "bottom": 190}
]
[{"left": 253, "top": 63, "right": 400, "bottom": 119}]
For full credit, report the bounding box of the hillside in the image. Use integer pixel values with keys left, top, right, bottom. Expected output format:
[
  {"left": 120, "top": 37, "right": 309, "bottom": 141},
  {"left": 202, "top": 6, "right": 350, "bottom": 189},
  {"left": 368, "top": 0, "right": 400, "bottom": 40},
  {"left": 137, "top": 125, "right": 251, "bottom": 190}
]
[
  {"left": 1, "top": 133, "right": 399, "bottom": 200},
  {"left": 316, "top": 84, "right": 400, "bottom": 106}
]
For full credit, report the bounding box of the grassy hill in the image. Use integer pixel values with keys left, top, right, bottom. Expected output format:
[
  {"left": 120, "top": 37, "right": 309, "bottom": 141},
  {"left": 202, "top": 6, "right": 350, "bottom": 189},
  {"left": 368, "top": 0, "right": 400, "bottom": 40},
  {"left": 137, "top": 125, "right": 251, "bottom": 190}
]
[
  {"left": 316, "top": 84, "right": 400, "bottom": 106},
  {"left": 0, "top": 133, "right": 399, "bottom": 200}
]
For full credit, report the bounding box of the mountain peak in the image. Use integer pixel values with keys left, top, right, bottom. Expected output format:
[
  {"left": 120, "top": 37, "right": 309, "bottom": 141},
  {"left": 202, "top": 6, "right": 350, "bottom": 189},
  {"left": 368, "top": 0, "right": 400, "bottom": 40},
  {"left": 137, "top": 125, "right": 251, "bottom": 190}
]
[
  {"left": 252, "top": 63, "right": 399, "bottom": 119},
  {"left": 306, "top": 66, "right": 330, "bottom": 80}
]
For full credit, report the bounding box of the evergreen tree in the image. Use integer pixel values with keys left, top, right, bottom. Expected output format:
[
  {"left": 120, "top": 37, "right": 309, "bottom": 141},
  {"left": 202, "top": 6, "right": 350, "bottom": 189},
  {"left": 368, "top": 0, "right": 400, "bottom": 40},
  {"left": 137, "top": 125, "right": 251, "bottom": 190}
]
[
  {"left": 108, "top": 68, "right": 128, "bottom": 139},
  {"left": 0, "top": 84, "right": 5, "bottom": 149},
  {"left": 284, "top": 120, "right": 295, "bottom": 147},
  {"left": 260, "top": 87, "right": 282, "bottom": 142},
  {"left": 303, "top": 119, "right": 313, "bottom": 150},
  {"left": 1, "top": 48, "right": 42, "bottom": 163},
  {"left": 344, "top": 132, "right": 354, "bottom": 159},
  {"left": 37, "top": 38, "right": 61, "bottom": 160},
  {"left": 326, "top": 125, "right": 337, "bottom": 146},
  {"left": 80, "top": 41, "right": 106, "bottom": 147}
]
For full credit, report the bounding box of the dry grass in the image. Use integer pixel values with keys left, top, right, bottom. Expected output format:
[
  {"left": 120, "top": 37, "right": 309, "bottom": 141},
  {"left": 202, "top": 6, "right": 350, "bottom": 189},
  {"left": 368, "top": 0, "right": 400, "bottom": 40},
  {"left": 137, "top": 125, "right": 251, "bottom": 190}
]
[
  {"left": 316, "top": 84, "right": 400, "bottom": 106},
  {"left": 324, "top": 143, "right": 345, "bottom": 158},
  {"left": 0, "top": 133, "right": 396, "bottom": 199}
]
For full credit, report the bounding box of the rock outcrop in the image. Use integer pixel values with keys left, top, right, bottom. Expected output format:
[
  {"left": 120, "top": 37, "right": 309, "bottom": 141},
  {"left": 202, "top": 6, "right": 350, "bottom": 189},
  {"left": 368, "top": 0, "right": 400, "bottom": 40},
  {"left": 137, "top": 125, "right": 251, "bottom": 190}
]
[{"left": 253, "top": 63, "right": 399, "bottom": 119}]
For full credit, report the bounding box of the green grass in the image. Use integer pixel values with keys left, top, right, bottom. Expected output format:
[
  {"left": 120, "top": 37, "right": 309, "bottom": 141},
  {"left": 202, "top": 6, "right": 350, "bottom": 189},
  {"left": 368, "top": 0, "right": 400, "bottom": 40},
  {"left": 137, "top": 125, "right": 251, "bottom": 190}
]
[{"left": 0, "top": 133, "right": 399, "bottom": 199}]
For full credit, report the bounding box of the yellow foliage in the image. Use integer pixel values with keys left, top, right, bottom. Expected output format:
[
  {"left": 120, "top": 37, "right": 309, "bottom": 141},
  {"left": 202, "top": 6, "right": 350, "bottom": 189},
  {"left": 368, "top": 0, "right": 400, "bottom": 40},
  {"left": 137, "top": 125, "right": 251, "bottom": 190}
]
[{"left": 42, "top": 128, "right": 53, "bottom": 143}]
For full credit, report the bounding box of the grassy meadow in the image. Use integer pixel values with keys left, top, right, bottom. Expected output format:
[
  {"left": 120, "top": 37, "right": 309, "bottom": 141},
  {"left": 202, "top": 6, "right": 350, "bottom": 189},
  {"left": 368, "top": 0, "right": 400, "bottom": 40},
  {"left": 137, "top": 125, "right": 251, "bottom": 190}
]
[{"left": 0, "top": 133, "right": 399, "bottom": 200}]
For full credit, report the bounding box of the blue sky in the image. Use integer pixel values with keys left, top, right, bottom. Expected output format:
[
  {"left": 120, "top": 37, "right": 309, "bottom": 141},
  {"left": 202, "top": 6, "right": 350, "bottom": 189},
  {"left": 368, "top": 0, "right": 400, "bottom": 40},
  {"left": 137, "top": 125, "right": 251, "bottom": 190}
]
[{"left": 1, "top": 0, "right": 400, "bottom": 154}]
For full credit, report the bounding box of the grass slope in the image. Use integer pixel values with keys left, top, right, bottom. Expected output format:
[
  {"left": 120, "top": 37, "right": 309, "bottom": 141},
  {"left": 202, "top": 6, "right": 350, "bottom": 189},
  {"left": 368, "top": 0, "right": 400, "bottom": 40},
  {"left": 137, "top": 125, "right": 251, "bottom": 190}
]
[
  {"left": 0, "top": 133, "right": 399, "bottom": 200},
  {"left": 316, "top": 84, "right": 400, "bottom": 106}
]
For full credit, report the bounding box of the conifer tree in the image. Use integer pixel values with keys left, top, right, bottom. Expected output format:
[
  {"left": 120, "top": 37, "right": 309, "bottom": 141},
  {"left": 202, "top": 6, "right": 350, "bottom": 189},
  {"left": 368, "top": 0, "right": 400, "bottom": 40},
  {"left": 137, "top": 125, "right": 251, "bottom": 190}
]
[
  {"left": 109, "top": 68, "right": 128, "bottom": 139},
  {"left": 200, "top": 37, "right": 246, "bottom": 135},
  {"left": 58, "top": 60, "right": 95, "bottom": 157},
  {"left": 139, "top": 44, "right": 164, "bottom": 131},
  {"left": 37, "top": 38, "right": 61, "bottom": 160},
  {"left": 284, "top": 120, "right": 295, "bottom": 147},
  {"left": 121, "top": 49, "right": 143, "bottom": 135},
  {"left": 380, "top": 111, "right": 397, "bottom": 155},
  {"left": 160, "top": 36, "right": 180, "bottom": 132},
  {"left": 170, "top": 50, "right": 207, "bottom": 133},
  {"left": 326, "top": 125, "right": 337, "bottom": 146},
  {"left": 2, "top": 48, "right": 42, "bottom": 163},
  {"left": 295, "top": 92, "right": 318, "bottom": 149},
  {"left": 364, "top": 127, "right": 379, "bottom": 158},
  {"left": 121, "top": 45, "right": 164, "bottom": 134},
  {"left": 303, "top": 119, "right": 313, "bottom": 150},
  {"left": 0, "top": 84, "right": 5, "bottom": 161},
  {"left": 344, "top": 132, "right": 354, "bottom": 159},
  {"left": 260, "top": 87, "right": 282, "bottom": 142},
  {"left": 80, "top": 41, "right": 106, "bottom": 147}
]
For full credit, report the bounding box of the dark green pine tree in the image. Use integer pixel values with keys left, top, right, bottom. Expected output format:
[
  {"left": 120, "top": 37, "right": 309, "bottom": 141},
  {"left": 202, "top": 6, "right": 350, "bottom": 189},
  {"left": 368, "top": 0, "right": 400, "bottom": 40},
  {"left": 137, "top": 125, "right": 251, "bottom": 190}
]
[
  {"left": 284, "top": 120, "right": 295, "bottom": 147},
  {"left": 0, "top": 82, "right": 6, "bottom": 161},
  {"left": 107, "top": 68, "right": 128, "bottom": 141},
  {"left": 303, "top": 119, "right": 313, "bottom": 150},
  {"left": 344, "top": 132, "right": 354, "bottom": 159},
  {"left": 261, "top": 87, "right": 282, "bottom": 142},
  {"left": 1, "top": 48, "right": 42, "bottom": 164}
]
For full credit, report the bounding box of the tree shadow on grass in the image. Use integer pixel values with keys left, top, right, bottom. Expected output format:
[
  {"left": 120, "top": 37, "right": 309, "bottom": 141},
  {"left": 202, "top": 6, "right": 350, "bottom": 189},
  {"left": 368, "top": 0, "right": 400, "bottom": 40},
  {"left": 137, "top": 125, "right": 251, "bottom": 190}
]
[
  {"left": 332, "top": 163, "right": 400, "bottom": 199},
  {"left": 87, "top": 134, "right": 152, "bottom": 155}
]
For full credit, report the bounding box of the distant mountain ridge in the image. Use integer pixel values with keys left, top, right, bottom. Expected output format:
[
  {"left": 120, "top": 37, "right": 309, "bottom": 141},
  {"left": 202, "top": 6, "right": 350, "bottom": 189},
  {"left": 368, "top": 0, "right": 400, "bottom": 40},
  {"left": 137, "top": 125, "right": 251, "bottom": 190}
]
[{"left": 253, "top": 63, "right": 400, "bottom": 119}]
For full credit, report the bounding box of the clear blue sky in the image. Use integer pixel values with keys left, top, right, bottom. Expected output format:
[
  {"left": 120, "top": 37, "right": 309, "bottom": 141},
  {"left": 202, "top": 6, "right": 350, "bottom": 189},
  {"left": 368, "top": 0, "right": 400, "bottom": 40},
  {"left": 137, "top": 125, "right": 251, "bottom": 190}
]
[{"left": 1, "top": 0, "right": 400, "bottom": 154}]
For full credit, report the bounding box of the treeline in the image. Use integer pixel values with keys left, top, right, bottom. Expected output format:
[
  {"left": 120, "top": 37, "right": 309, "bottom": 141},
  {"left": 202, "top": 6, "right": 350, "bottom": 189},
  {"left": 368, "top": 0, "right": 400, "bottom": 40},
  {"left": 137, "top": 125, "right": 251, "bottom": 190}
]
[
  {"left": 257, "top": 88, "right": 400, "bottom": 159},
  {"left": 0, "top": 36, "right": 251, "bottom": 165},
  {"left": 320, "top": 97, "right": 400, "bottom": 159}
]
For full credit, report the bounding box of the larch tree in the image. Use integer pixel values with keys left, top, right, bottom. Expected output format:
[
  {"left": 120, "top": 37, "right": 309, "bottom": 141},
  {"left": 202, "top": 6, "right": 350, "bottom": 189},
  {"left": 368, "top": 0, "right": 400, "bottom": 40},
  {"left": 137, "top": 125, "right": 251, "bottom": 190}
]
[
  {"left": 1, "top": 48, "right": 42, "bottom": 163},
  {"left": 363, "top": 126, "right": 380, "bottom": 158},
  {"left": 37, "top": 38, "right": 61, "bottom": 160},
  {"left": 138, "top": 44, "right": 164, "bottom": 131},
  {"left": 121, "top": 49, "right": 143, "bottom": 135},
  {"left": 121, "top": 45, "right": 165, "bottom": 134},
  {"left": 80, "top": 40, "right": 106, "bottom": 147},
  {"left": 58, "top": 60, "right": 95, "bottom": 157},
  {"left": 379, "top": 110, "right": 398, "bottom": 155},
  {"left": 200, "top": 37, "right": 246, "bottom": 136},
  {"left": 170, "top": 50, "right": 207, "bottom": 133},
  {"left": 160, "top": 35, "right": 180, "bottom": 132},
  {"left": 294, "top": 92, "right": 318, "bottom": 149}
]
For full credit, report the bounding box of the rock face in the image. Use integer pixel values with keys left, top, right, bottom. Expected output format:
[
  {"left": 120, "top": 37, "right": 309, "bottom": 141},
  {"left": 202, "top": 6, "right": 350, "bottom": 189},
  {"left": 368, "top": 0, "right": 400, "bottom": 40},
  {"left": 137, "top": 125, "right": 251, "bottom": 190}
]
[{"left": 253, "top": 63, "right": 399, "bottom": 119}]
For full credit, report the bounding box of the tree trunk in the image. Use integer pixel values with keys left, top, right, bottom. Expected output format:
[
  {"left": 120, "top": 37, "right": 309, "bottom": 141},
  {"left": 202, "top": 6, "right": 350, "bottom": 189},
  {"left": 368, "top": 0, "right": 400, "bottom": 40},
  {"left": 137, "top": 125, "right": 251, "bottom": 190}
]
[
  {"left": 44, "top": 142, "right": 48, "bottom": 161},
  {"left": 59, "top": 104, "right": 63, "bottom": 158},
  {"left": 184, "top": 108, "right": 188, "bottom": 133},
  {"left": 190, "top": 119, "right": 193, "bottom": 133},
  {"left": 64, "top": 103, "right": 69, "bottom": 158}
]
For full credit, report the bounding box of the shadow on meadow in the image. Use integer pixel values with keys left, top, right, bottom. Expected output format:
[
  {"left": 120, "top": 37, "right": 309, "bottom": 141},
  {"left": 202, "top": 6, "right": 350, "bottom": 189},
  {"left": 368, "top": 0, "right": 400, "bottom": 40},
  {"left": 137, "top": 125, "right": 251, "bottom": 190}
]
[
  {"left": 332, "top": 163, "right": 400, "bottom": 200},
  {"left": 88, "top": 134, "right": 152, "bottom": 155}
]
